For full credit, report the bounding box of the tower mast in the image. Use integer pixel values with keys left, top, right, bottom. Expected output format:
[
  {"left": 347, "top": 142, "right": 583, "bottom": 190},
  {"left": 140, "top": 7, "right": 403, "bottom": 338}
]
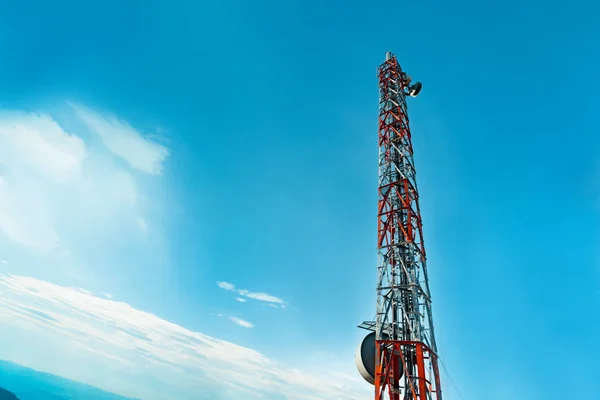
[{"left": 356, "top": 52, "right": 442, "bottom": 400}]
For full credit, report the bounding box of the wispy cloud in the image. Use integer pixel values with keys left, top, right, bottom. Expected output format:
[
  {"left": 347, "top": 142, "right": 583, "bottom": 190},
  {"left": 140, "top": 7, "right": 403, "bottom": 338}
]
[
  {"left": 69, "top": 103, "right": 169, "bottom": 176},
  {"left": 0, "top": 106, "right": 167, "bottom": 254},
  {"left": 0, "top": 111, "right": 87, "bottom": 183},
  {"left": 217, "top": 281, "right": 235, "bottom": 291},
  {"left": 0, "top": 260, "right": 8, "bottom": 265},
  {"left": 235, "top": 298, "right": 247, "bottom": 303},
  {"left": 238, "top": 289, "right": 285, "bottom": 305},
  {"left": 229, "top": 317, "right": 253, "bottom": 328},
  {"left": 216, "top": 281, "right": 286, "bottom": 306},
  {"left": 0, "top": 111, "right": 85, "bottom": 250},
  {"left": 0, "top": 275, "right": 368, "bottom": 400}
]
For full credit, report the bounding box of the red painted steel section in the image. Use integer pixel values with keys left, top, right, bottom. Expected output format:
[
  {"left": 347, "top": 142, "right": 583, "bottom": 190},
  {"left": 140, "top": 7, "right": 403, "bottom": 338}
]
[{"left": 375, "top": 342, "right": 442, "bottom": 400}]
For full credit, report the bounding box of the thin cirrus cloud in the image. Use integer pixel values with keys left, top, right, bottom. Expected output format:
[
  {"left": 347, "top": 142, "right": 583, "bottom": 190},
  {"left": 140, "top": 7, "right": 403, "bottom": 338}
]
[
  {"left": 229, "top": 317, "right": 253, "bottom": 328},
  {"left": 216, "top": 281, "right": 235, "bottom": 291},
  {"left": 0, "top": 111, "right": 87, "bottom": 183},
  {"left": 0, "top": 274, "right": 369, "bottom": 400},
  {"left": 216, "top": 281, "right": 285, "bottom": 307},
  {"left": 69, "top": 102, "right": 169, "bottom": 176}
]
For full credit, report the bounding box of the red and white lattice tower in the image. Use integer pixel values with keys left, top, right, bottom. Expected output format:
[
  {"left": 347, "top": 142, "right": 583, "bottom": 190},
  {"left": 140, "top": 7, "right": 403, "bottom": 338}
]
[{"left": 355, "top": 52, "right": 443, "bottom": 400}]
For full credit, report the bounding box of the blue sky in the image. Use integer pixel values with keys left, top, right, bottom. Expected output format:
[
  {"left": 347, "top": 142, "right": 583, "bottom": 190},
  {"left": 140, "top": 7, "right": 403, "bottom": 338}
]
[{"left": 0, "top": 0, "right": 598, "bottom": 399}]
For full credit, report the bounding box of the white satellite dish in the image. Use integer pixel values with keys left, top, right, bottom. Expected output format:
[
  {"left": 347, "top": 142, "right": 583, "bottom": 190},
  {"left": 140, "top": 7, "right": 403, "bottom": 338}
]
[
  {"left": 355, "top": 332, "right": 404, "bottom": 385},
  {"left": 355, "top": 332, "right": 377, "bottom": 385},
  {"left": 408, "top": 82, "right": 423, "bottom": 97}
]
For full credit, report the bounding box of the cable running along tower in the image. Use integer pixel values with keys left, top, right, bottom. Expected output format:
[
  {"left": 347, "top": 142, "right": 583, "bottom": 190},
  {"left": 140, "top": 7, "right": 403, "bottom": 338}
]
[{"left": 355, "top": 52, "right": 442, "bottom": 400}]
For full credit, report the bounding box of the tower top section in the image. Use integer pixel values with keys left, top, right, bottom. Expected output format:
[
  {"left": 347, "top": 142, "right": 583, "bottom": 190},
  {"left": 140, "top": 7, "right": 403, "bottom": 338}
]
[{"left": 379, "top": 52, "right": 423, "bottom": 98}]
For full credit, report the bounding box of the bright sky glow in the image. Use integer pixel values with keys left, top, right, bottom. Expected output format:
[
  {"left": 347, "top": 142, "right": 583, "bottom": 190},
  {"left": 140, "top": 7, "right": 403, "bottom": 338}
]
[{"left": 0, "top": 1, "right": 598, "bottom": 399}]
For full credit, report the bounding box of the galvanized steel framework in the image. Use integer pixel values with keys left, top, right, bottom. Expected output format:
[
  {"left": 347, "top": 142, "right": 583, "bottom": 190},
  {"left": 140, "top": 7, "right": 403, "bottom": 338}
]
[{"left": 374, "top": 52, "right": 442, "bottom": 400}]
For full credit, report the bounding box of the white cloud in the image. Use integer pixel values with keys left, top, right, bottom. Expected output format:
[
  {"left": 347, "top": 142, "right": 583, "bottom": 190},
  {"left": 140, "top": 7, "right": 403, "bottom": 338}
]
[
  {"left": 229, "top": 317, "right": 253, "bottom": 328},
  {"left": 0, "top": 106, "right": 166, "bottom": 255},
  {"left": 69, "top": 103, "right": 169, "bottom": 175},
  {"left": 235, "top": 298, "right": 247, "bottom": 302},
  {"left": 0, "top": 111, "right": 87, "bottom": 183},
  {"left": 0, "top": 163, "right": 60, "bottom": 251},
  {"left": 0, "top": 275, "right": 369, "bottom": 400},
  {"left": 217, "top": 281, "right": 286, "bottom": 306},
  {"left": 216, "top": 281, "right": 235, "bottom": 291},
  {"left": 0, "top": 260, "right": 9, "bottom": 265},
  {"left": 238, "top": 289, "right": 285, "bottom": 305},
  {"left": 0, "top": 111, "right": 87, "bottom": 250},
  {"left": 0, "top": 103, "right": 368, "bottom": 400}
]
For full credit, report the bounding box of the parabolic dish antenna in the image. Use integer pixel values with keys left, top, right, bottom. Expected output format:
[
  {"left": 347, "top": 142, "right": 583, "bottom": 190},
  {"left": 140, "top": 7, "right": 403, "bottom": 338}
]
[
  {"left": 355, "top": 332, "right": 403, "bottom": 385},
  {"left": 355, "top": 332, "right": 376, "bottom": 385}
]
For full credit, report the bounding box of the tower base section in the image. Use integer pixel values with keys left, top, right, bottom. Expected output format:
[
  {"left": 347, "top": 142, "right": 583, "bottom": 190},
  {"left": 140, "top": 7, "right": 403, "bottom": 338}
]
[{"left": 375, "top": 341, "right": 442, "bottom": 400}]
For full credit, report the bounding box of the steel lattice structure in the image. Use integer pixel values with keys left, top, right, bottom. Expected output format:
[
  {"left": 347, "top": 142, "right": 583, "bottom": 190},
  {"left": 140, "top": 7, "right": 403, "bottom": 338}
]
[{"left": 356, "top": 52, "right": 442, "bottom": 400}]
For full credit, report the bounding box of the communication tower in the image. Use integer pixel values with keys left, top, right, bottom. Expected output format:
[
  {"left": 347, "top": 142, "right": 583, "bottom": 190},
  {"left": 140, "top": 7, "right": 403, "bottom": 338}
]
[{"left": 355, "top": 52, "right": 443, "bottom": 400}]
